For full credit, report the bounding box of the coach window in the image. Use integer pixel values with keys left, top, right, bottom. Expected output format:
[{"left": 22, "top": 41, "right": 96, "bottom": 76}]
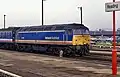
[
  {"left": 4, "top": 32, "right": 5, "bottom": 38},
  {"left": 2, "top": 32, "right": 4, "bottom": 38},
  {"left": 0, "top": 33, "right": 1, "bottom": 38},
  {"left": 7, "top": 32, "right": 10, "bottom": 38},
  {"left": 1, "top": 33, "right": 2, "bottom": 38},
  {"left": 3, "top": 32, "right": 5, "bottom": 38}
]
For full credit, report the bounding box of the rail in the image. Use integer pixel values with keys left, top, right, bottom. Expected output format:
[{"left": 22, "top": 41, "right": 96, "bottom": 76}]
[
  {"left": 91, "top": 45, "right": 120, "bottom": 49},
  {"left": 0, "top": 69, "right": 22, "bottom": 77}
]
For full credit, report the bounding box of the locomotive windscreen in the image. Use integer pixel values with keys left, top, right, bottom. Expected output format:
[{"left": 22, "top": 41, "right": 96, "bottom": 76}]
[{"left": 73, "top": 29, "right": 89, "bottom": 35}]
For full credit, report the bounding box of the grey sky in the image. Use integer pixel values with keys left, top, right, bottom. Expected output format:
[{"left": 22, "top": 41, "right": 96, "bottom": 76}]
[{"left": 0, "top": 0, "right": 120, "bottom": 30}]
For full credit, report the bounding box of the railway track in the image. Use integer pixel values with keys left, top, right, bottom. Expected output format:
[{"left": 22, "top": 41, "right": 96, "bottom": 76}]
[
  {"left": 91, "top": 47, "right": 120, "bottom": 52},
  {"left": 61, "top": 50, "right": 120, "bottom": 63},
  {"left": 82, "top": 50, "right": 120, "bottom": 62},
  {"left": 1, "top": 48, "right": 120, "bottom": 62},
  {"left": 0, "top": 49, "right": 119, "bottom": 77},
  {"left": 0, "top": 48, "right": 120, "bottom": 65},
  {"left": 82, "top": 55, "right": 117, "bottom": 62},
  {"left": 90, "top": 50, "right": 120, "bottom": 57}
]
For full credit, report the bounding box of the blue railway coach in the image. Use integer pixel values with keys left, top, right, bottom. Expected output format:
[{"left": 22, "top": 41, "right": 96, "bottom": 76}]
[
  {"left": 0, "top": 27, "right": 20, "bottom": 49},
  {"left": 0, "top": 31, "right": 12, "bottom": 42}
]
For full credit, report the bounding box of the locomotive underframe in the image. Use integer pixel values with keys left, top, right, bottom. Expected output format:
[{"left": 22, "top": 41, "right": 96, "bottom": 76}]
[{"left": 0, "top": 42, "right": 89, "bottom": 56}]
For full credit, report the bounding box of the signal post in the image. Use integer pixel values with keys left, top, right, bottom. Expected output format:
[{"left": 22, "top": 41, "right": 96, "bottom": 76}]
[{"left": 105, "top": 1, "right": 120, "bottom": 75}]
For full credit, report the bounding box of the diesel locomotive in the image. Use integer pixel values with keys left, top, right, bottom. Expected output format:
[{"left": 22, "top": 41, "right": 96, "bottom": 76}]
[{"left": 0, "top": 23, "right": 90, "bottom": 56}]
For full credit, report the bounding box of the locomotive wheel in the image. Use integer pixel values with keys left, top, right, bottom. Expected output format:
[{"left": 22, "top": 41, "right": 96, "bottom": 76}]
[
  {"left": 84, "top": 45, "right": 90, "bottom": 56},
  {"left": 79, "top": 50, "right": 83, "bottom": 57}
]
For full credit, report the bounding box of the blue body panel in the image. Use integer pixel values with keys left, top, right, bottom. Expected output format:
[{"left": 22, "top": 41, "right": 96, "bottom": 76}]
[{"left": 17, "top": 31, "right": 73, "bottom": 41}]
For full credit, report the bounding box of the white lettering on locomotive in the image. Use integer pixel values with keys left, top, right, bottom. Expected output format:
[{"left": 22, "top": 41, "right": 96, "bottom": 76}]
[{"left": 45, "top": 37, "right": 59, "bottom": 40}]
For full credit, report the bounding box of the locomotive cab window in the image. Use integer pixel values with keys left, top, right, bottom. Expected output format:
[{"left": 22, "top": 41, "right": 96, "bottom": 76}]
[
  {"left": 73, "top": 29, "right": 89, "bottom": 35},
  {"left": 66, "top": 29, "right": 72, "bottom": 35}
]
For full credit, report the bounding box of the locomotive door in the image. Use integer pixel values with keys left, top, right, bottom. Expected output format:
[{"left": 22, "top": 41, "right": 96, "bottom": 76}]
[
  {"left": 65, "top": 29, "right": 72, "bottom": 41},
  {"left": 65, "top": 30, "right": 68, "bottom": 41}
]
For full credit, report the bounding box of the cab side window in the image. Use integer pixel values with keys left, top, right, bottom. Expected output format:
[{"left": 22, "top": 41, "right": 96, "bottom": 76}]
[{"left": 66, "top": 29, "right": 72, "bottom": 35}]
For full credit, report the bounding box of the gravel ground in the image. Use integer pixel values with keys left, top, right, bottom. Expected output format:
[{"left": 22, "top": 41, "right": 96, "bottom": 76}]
[{"left": 0, "top": 49, "right": 119, "bottom": 77}]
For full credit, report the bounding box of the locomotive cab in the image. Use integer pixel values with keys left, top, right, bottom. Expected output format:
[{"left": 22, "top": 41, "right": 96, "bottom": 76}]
[
  {"left": 72, "top": 29, "right": 90, "bottom": 45},
  {"left": 72, "top": 29, "right": 90, "bottom": 55}
]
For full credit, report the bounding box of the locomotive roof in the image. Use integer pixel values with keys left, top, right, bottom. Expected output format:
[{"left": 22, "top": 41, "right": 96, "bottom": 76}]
[
  {"left": 0, "top": 23, "right": 89, "bottom": 32},
  {"left": 0, "top": 27, "right": 20, "bottom": 31},
  {"left": 18, "top": 23, "right": 89, "bottom": 31}
]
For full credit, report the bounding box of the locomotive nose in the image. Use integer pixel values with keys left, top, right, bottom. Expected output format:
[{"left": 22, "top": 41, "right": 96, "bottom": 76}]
[
  {"left": 72, "top": 35, "right": 83, "bottom": 45},
  {"left": 72, "top": 35, "right": 90, "bottom": 45}
]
